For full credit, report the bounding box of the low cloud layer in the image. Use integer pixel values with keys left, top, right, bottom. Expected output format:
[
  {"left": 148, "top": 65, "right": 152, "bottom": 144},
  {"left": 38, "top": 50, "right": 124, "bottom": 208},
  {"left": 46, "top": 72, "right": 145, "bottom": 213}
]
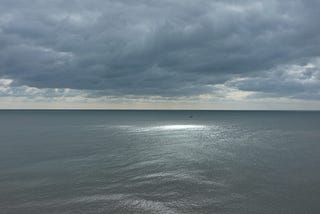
[{"left": 0, "top": 0, "right": 320, "bottom": 107}]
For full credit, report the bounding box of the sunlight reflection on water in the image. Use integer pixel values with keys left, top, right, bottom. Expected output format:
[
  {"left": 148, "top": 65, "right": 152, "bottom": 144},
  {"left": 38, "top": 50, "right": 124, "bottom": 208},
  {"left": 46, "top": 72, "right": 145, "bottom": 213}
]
[
  {"left": 119, "top": 124, "right": 207, "bottom": 133},
  {"left": 154, "top": 125, "right": 206, "bottom": 130}
]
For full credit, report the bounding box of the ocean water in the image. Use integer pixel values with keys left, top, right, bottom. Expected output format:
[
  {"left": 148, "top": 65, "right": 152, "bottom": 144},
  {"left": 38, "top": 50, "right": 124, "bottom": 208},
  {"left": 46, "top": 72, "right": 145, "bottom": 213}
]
[{"left": 0, "top": 110, "right": 320, "bottom": 214}]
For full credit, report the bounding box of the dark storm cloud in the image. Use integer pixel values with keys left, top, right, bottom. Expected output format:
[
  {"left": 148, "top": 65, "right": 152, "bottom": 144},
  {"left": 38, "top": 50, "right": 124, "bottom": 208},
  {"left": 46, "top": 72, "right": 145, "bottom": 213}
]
[{"left": 0, "top": 0, "right": 320, "bottom": 98}]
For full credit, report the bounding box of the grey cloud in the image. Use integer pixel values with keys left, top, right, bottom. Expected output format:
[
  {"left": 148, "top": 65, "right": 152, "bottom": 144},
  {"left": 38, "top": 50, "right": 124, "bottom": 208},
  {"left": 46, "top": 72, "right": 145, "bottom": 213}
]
[
  {"left": 0, "top": 0, "right": 320, "bottom": 99},
  {"left": 228, "top": 58, "right": 320, "bottom": 99}
]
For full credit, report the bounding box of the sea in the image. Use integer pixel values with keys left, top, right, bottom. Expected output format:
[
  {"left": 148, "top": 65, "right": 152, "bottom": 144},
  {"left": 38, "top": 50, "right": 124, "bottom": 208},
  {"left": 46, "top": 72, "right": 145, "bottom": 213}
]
[{"left": 0, "top": 110, "right": 319, "bottom": 214}]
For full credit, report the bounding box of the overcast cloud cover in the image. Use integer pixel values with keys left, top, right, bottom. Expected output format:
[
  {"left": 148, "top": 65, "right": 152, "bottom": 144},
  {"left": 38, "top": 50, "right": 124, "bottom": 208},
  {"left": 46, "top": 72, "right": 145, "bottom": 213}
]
[{"left": 0, "top": 0, "right": 320, "bottom": 109}]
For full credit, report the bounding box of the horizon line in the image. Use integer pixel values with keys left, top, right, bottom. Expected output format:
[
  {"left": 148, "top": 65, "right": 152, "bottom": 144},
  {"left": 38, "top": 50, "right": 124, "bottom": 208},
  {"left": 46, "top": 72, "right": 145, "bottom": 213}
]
[{"left": 0, "top": 109, "right": 319, "bottom": 111}]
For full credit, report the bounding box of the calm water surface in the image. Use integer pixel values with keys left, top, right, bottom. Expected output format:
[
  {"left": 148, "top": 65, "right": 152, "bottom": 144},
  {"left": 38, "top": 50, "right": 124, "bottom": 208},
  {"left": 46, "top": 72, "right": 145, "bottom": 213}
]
[{"left": 0, "top": 110, "right": 320, "bottom": 213}]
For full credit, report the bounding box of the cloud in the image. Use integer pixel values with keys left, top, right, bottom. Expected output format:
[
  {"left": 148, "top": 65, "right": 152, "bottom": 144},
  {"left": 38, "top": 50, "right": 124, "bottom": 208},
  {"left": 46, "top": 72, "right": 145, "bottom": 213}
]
[
  {"left": 0, "top": 0, "right": 319, "bottom": 102},
  {"left": 228, "top": 57, "right": 320, "bottom": 99}
]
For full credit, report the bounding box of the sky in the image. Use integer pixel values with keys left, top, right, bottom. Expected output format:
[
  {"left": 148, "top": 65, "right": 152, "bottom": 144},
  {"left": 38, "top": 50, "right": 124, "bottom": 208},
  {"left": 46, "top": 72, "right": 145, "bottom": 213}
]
[{"left": 0, "top": 0, "right": 320, "bottom": 109}]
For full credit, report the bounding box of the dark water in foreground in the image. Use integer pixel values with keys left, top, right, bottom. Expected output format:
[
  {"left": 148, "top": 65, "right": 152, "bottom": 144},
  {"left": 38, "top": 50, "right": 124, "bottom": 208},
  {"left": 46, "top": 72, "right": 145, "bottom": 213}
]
[{"left": 0, "top": 110, "right": 320, "bottom": 214}]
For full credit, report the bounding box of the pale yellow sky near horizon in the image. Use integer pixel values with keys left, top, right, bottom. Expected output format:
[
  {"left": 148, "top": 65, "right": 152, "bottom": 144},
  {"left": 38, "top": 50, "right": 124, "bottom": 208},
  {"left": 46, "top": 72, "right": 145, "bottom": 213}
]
[{"left": 1, "top": 96, "right": 320, "bottom": 110}]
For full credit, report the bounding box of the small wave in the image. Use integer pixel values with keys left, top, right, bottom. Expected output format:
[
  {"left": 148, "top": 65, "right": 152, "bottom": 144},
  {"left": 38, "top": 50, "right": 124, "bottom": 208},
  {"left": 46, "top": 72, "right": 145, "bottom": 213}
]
[
  {"left": 130, "top": 171, "right": 224, "bottom": 187},
  {"left": 13, "top": 194, "right": 179, "bottom": 214}
]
